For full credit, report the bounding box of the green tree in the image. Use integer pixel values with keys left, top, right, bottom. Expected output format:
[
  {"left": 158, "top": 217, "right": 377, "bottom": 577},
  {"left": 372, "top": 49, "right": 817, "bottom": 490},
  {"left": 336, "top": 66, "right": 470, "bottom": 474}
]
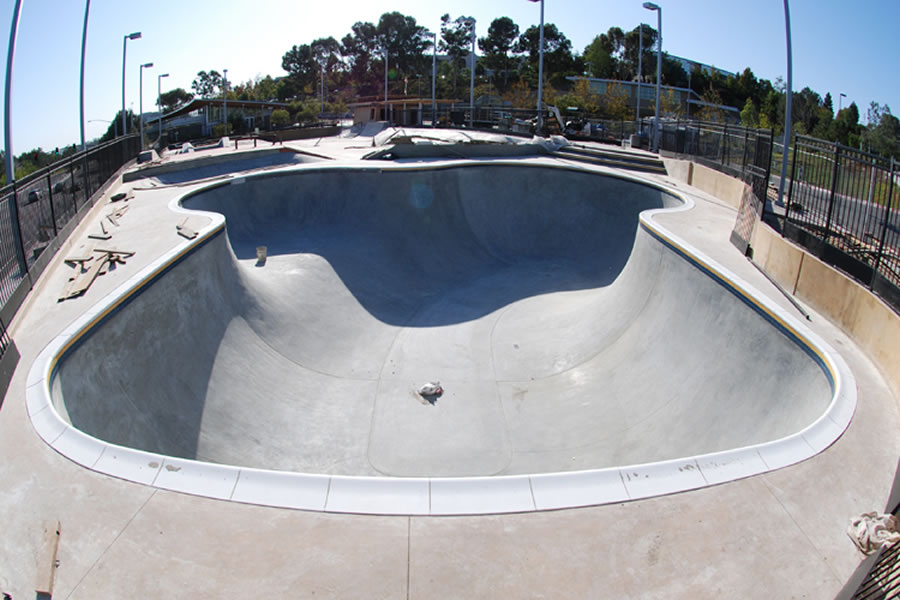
[
  {"left": 341, "top": 21, "right": 380, "bottom": 96},
  {"left": 282, "top": 44, "right": 317, "bottom": 94},
  {"left": 660, "top": 54, "right": 688, "bottom": 88},
  {"left": 191, "top": 70, "right": 222, "bottom": 98},
  {"left": 832, "top": 101, "right": 860, "bottom": 146},
  {"left": 377, "top": 12, "right": 429, "bottom": 76},
  {"left": 478, "top": 17, "right": 519, "bottom": 88},
  {"left": 440, "top": 14, "right": 475, "bottom": 97},
  {"left": 623, "top": 24, "right": 657, "bottom": 81},
  {"left": 582, "top": 36, "right": 616, "bottom": 78},
  {"left": 271, "top": 109, "right": 290, "bottom": 127},
  {"left": 157, "top": 88, "right": 193, "bottom": 112},
  {"left": 514, "top": 23, "right": 574, "bottom": 76},
  {"left": 863, "top": 102, "right": 900, "bottom": 158},
  {"left": 740, "top": 98, "right": 759, "bottom": 128}
]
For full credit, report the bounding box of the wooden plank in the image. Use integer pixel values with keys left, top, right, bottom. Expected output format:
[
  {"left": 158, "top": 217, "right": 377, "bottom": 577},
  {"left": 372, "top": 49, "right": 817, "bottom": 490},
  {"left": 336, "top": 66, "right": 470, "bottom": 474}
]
[
  {"left": 35, "top": 520, "right": 60, "bottom": 596},
  {"left": 59, "top": 255, "right": 108, "bottom": 301},
  {"left": 92, "top": 248, "right": 135, "bottom": 258},
  {"left": 176, "top": 218, "right": 198, "bottom": 240}
]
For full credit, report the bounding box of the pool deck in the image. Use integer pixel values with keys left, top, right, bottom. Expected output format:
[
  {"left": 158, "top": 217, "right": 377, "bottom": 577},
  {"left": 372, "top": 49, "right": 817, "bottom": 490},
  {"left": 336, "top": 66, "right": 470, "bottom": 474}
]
[{"left": 1, "top": 129, "right": 898, "bottom": 598}]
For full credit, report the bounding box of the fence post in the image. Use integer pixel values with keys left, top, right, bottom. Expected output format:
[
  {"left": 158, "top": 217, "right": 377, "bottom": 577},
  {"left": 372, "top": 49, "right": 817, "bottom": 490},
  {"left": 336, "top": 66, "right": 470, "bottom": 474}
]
[
  {"left": 873, "top": 157, "right": 895, "bottom": 277},
  {"left": 784, "top": 134, "right": 799, "bottom": 229},
  {"left": 722, "top": 123, "right": 729, "bottom": 167},
  {"left": 823, "top": 142, "right": 841, "bottom": 244},
  {"left": 45, "top": 170, "right": 57, "bottom": 236},
  {"left": 741, "top": 128, "right": 749, "bottom": 173},
  {"left": 68, "top": 157, "right": 78, "bottom": 213},
  {"left": 7, "top": 180, "right": 28, "bottom": 276}
]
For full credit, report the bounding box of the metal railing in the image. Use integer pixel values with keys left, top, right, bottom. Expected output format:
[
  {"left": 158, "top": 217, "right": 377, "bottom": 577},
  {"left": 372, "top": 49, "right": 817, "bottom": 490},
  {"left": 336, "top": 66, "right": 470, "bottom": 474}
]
[
  {"left": 784, "top": 135, "right": 899, "bottom": 310},
  {"left": 0, "top": 134, "right": 140, "bottom": 375}
]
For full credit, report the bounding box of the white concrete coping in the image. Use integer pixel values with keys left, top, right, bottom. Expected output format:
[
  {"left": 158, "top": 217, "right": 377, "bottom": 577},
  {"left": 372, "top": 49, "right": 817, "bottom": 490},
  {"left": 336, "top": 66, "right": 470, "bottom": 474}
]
[{"left": 25, "top": 159, "right": 857, "bottom": 516}]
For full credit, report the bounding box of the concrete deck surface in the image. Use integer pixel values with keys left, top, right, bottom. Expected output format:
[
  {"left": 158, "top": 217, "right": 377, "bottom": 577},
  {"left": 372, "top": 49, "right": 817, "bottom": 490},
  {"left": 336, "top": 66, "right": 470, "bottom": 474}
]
[{"left": 1, "top": 130, "right": 897, "bottom": 598}]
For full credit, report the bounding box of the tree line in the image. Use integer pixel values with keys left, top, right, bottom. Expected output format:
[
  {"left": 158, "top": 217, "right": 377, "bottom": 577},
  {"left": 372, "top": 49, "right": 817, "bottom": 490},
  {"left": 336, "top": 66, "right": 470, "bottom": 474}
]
[{"left": 6, "top": 9, "right": 898, "bottom": 183}]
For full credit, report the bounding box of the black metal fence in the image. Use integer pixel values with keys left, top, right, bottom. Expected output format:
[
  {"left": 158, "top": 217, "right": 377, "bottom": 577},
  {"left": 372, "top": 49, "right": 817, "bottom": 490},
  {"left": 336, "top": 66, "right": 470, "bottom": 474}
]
[
  {"left": 784, "top": 135, "right": 899, "bottom": 309},
  {"left": 0, "top": 134, "right": 140, "bottom": 393}
]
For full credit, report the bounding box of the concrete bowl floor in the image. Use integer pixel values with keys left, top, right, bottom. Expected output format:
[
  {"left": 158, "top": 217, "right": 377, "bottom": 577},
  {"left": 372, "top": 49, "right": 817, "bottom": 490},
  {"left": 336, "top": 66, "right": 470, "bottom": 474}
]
[{"left": 52, "top": 163, "right": 835, "bottom": 479}]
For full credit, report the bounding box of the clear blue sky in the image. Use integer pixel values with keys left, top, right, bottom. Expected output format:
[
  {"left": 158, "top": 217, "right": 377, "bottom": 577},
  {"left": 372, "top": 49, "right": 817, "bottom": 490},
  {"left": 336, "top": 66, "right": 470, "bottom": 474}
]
[{"left": 0, "top": 0, "right": 896, "bottom": 153}]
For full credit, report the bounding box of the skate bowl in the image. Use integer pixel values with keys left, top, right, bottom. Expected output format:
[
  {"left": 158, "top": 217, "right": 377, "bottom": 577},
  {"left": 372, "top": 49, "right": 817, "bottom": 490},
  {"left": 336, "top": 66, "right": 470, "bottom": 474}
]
[{"left": 26, "top": 161, "right": 856, "bottom": 515}]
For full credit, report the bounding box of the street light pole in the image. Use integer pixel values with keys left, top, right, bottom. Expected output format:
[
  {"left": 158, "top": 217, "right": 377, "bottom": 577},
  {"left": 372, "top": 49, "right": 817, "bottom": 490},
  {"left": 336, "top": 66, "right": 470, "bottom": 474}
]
[
  {"left": 637, "top": 22, "right": 643, "bottom": 130},
  {"left": 777, "top": 0, "right": 793, "bottom": 208},
  {"left": 139, "top": 62, "right": 153, "bottom": 148},
  {"left": 838, "top": 92, "right": 846, "bottom": 114},
  {"left": 4, "top": 0, "right": 26, "bottom": 275},
  {"left": 222, "top": 68, "right": 228, "bottom": 136},
  {"left": 536, "top": 0, "right": 545, "bottom": 134},
  {"left": 157, "top": 72, "right": 169, "bottom": 144},
  {"left": 79, "top": 0, "right": 90, "bottom": 153},
  {"left": 430, "top": 31, "right": 437, "bottom": 127},
  {"left": 122, "top": 31, "right": 141, "bottom": 137},
  {"left": 643, "top": 2, "right": 661, "bottom": 152},
  {"left": 384, "top": 45, "right": 389, "bottom": 123},
  {"left": 467, "top": 18, "right": 476, "bottom": 128}
]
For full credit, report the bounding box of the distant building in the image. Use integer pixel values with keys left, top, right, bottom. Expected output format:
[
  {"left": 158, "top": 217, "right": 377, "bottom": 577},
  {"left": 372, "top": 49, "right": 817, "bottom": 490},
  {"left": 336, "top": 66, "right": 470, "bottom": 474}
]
[
  {"left": 668, "top": 54, "right": 734, "bottom": 80},
  {"left": 566, "top": 77, "right": 740, "bottom": 122},
  {"left": 158, "top": 98, "right": 289, "bottom": 141}
]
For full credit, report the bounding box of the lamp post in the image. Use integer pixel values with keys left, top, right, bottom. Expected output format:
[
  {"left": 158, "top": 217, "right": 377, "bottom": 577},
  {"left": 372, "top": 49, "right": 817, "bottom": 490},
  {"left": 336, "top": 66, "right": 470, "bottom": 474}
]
[
  {"left": 222, "top": 68, "right": 228, "bottom": 136},
  {"left": 383, "top": 45, "right": 389, "bottom": 123},
  {"left": 79, "top": 0, "right": 90, "bottom": 152},
  {"left": 4, "top": 0, "right": 26, "bottom": 275},
  {"left": 838, "top": 92, "right": 846, "bottom": 114},
  {"left": 636, "top": 22, "right": 643, "bottom": 130},
  {"left": 465, "top": 18, "right": 476, "bottom": 128},
  {"left": 535, "top": 0, "right": 545, "bottom": 134},
  {"left": 139, "top": 62, "right": 153, "bottom": 148},
  {"left": 157, "top": 72, "right": 169, "bottom": 143},
  {"left": 776, "top": 0, "right": 793, "bottom": 208},
  {"left": 642, "top": 2, "right": 661, "bottom": 152},
  {"left": 426, "top": 30, "right": 436, "bottom": 127},
  {"left": 122, "top": 31, "right": 141, "bottom": 137}
]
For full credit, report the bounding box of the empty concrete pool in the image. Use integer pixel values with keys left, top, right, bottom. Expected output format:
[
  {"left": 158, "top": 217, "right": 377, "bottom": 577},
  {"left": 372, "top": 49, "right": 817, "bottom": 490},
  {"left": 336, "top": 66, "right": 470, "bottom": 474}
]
[{"left": 28, "top": 162, "right": 855, "bottom": 514}]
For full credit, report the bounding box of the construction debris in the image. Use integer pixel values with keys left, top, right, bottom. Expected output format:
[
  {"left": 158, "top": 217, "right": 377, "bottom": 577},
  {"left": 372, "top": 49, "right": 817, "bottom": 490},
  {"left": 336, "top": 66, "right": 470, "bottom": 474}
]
[
  {"left": 176, "top": 217, "right": 198, "bottom": 240},
  {"left": 88, "top": 219, "right": 111, "bottom": 240},
  {"left": 59, "top": 248, "right": 134, "bottom": 301},
  {"left": 105, "top": 204, "right": 129, "bottom": 227},
  {"left": 110, "top": 191, "right": 133, "bottom": 202}
]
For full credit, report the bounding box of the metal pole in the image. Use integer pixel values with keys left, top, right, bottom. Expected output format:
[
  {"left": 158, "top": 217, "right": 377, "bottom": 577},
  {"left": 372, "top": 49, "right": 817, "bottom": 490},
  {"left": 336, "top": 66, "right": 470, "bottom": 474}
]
[
  {"left": 79, "top": 0, "right": 90, "bottom": 152},
  {"left": 777, "top": 0, "right": 793, "bottom": 207},
  {"left": 222, "top": 69, "right": 228, "bottom": 136},
  {"left": 121, "top": 32, "right": 141, "bottom": 137},
  {"left": 469, "top": 19, "right": 475, "bottom": 128},
  {"left": 4, "top": 0, "right": 22, "bottom": 183},
  {"left": 122, "top": 36, "right": 127, "bottom": 137},
  {"left": 873, "top": 158, "right": 895, "bottom": 275},
  {"left": 536, "top": 0, "right": 545, "bottom": 134},
  {"left": 431, "top": 32, "right": 436, "bottom": 127},
  {"left": 139, "top": 63, "right": 152, "bottom": 148},
  {"left": 384, "top": 46, "right": 388, "bottom": 122},
  {"left": 4, "top": 0, "right": 27, "bottom": 276},
  {"left": 157, "top": 73, "right": 168, "bottom": 144},
  {"left": 654, "top": 8, "right": 662, "bottom": 152},
  {"left": 320, "top": 64, "right": 324, "bottom": 116},
  {"left": 637, "top": 23, "right": 642, "bottom": 129}
]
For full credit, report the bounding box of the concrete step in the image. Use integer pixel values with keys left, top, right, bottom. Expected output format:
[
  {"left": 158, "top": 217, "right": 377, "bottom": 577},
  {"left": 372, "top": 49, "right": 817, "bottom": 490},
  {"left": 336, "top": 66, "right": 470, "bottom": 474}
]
[{"left": 552, "top": 146, "right": 667, "bottom": 175}]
